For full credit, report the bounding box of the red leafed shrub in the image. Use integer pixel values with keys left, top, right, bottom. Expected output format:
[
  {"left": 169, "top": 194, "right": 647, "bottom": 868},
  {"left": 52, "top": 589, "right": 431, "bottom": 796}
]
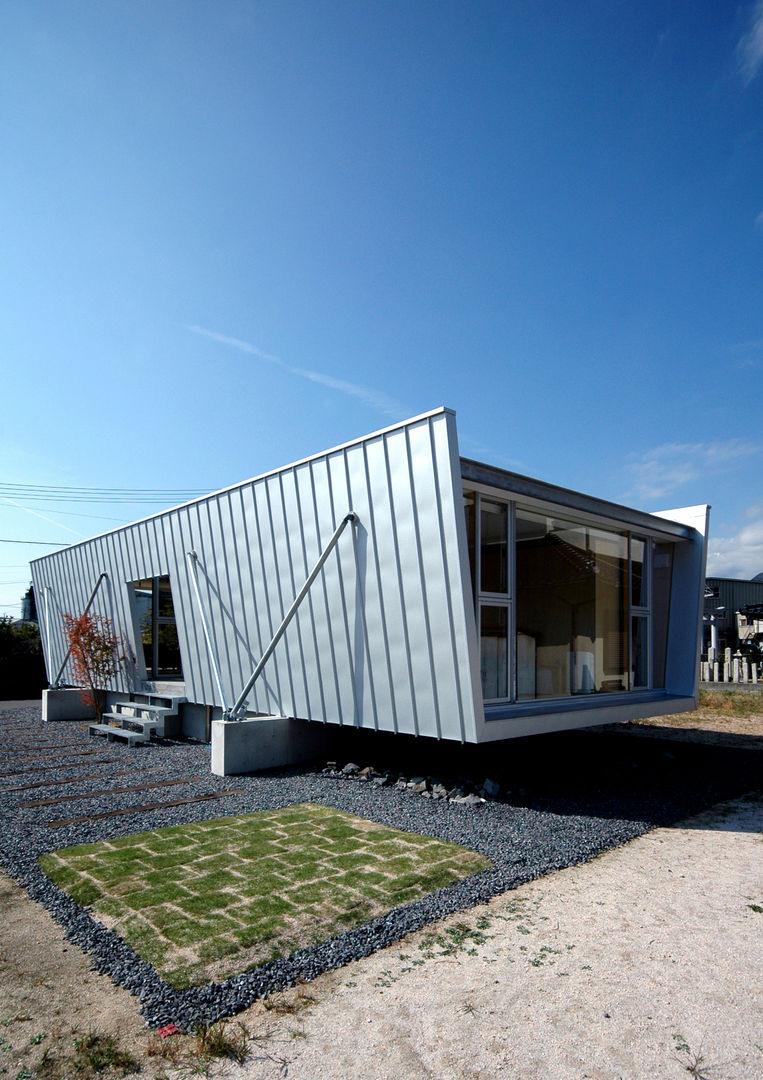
[{"left": 62, "top": 612, "right": 125, "bottom": 723}]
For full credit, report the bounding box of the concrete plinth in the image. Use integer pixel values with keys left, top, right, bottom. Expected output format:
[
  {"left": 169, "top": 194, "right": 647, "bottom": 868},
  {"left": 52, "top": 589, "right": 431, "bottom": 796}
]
[
  {"left": 42, "top": 688, "right": 96, "bottom": 721},
  {"left": 211, "top": 715, "right": 331, "bottom": 776}
]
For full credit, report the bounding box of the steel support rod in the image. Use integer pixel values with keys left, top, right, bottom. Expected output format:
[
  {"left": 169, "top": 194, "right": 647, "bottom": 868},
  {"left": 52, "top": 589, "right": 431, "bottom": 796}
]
[
  {"left": 52, "top": 572, "right": 109, "bottom": 687},
  {"left": 186, "top": 550, "right": 228, "bottom": 712},
  {"left": 43, "top": 586, "right": 52, "bottom": 682},
  {"left": 227, "top": 511, "right": 357, "bottom": 720}
]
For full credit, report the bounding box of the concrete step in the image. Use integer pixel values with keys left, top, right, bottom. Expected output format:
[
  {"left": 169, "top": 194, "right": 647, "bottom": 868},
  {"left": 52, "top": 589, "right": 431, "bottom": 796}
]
[
  {"left": 102, "top": 714, "right": 165, "bottom": 737},
  {"left": 110, "top": 703, "right": 174, "bottom": 717},
  {"left": 96, "top": 694, "right": 186, "bottom": 745},
  {"left": 87, "top": 723, "right": 149, "bottom": 747}
]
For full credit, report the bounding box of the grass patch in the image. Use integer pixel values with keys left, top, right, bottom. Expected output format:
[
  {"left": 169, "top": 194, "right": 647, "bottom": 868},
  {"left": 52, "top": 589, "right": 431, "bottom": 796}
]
[
  {"left": 697, "top": 688, "right": 763, "bottom": 717},
  {"left": 38, "top": 803, "right": 490, "bottom": 988},
  {"left": 72, "top": 1032, "right": 138, "bottom": 1076}
]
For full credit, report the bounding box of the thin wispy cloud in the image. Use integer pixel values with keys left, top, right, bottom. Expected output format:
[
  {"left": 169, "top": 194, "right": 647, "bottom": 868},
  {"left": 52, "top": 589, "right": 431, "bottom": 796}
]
[
  {"left": 625, "top": 439, "right": 760, "bottom": 502},
  {"left": 0, "top": 495, "right": 87, "bottom": 539},
  {"left": 187, "top": 325, "right": 406, "bottom": 420},
  {"left": 737, "top": 0, "right": 763, "bottom": 84},
  {"left": 706, "top": 511, "right": 763, "bottom": 578}
]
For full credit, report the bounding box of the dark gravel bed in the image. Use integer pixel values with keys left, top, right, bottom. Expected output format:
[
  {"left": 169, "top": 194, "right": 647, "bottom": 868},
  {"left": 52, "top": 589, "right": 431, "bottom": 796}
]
[{"left": 0, "top": 703, "right": 759, "bottom": 1031}]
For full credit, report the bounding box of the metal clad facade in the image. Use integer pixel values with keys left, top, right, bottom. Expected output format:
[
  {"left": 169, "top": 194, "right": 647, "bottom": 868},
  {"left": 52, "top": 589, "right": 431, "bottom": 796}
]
[{"left": 32, "top": 409, "right": 480, "bottom": 742}]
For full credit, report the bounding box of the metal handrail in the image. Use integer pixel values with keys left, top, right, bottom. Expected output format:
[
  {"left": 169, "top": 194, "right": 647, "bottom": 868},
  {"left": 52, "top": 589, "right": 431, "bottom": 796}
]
[
  {"left": 186, "top": 551, "right": 228, "bottom": 712},
  {"left": 52, "top": 572, "right": 110, "bottom": 687},
  {"left": 227, "top": 511, "right": 357, "bottom": 720}
]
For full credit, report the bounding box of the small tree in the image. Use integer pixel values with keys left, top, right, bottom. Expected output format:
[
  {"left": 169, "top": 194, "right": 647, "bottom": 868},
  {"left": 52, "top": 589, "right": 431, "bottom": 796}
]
[{"left": 62, "top": 612, "right": 125, "bottom": 723}]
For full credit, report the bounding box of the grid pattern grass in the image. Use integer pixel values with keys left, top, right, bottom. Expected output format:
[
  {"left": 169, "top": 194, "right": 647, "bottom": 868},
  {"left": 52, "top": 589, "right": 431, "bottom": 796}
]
[{"left": 39, "top": 803, "right": 490, "bottom": 988}]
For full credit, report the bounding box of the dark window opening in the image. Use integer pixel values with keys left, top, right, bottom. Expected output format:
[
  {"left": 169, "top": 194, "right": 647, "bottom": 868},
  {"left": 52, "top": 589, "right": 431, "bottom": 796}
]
[{"left": 131, "top": 576, "right": 183, "bottom": 680}]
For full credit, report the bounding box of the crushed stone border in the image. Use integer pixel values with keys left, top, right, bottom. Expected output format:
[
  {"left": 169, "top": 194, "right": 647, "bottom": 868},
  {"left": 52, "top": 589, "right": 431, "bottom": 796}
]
[{"left": 0, "top": 703, "right": 759, "bottom": 1030}]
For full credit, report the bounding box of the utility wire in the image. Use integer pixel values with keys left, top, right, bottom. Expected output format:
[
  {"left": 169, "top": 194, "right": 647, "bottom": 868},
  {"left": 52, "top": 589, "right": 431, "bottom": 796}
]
[
  {"left": 0, "top": 539, "right": 68, "bottom": 546},
  {"left": 0, "top": 482, "right": 208, "bottom": 504}
]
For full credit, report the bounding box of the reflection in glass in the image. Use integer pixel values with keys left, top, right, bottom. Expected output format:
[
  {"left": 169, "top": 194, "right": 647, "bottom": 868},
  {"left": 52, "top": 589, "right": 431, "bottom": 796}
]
[
  {"left": 480, "top": 500, "right": 508, "bottom": 594},
  {"left": 515, "top": 508, "right": 628, "bottom": 698},
  {"left": 652, "top": 543, "right": 673, "bottom": 687},
  {"left": 480, "top": 605, "right": 508, "bottom": 700},
  {"left": 131, "top": 576, "right": 182, "bottom": 679},
  {"left": 631, "top": 615, "right": 648, "bottom": 688},
  {"left": 463, "top": 492, "right": 476, "bottom": 597},
  {"left": 631, "top": 537, "right": 646, "bottom": 608}
]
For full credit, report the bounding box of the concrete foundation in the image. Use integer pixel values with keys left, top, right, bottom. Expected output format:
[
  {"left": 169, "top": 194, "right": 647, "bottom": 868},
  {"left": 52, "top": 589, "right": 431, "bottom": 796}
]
[
  {"left": 181, "top": 702, "right": 220, "bottom": 743},
  {"left": 42, "top": 687, "right": 96, "bottom": 721},
  {"left": 211, "top": 715, "right": 332, "bottom": 776}
]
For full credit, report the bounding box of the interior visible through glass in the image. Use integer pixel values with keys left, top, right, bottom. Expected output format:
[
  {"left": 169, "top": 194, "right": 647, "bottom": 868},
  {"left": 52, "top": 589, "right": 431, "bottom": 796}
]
[
  {"left": 131, "top": 576, "right": 182, "bottom": 679},
  {"left": 480, "top": 605, "right": 508, "bottom": 699},
  {"left": 631, "top": 537, "right": 646, "bottom": 607},
  {"left": 463, "top": 490, "right": 675, "bottom": 704},
  {"left": 515, "top": 509, "right": 628, "bottom": 699}
]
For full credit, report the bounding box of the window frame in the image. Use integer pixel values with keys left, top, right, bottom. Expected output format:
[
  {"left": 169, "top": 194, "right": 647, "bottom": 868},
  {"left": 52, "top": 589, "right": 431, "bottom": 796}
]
[{"left": 463, "top": 485, "right": 675, "bottom": 708}]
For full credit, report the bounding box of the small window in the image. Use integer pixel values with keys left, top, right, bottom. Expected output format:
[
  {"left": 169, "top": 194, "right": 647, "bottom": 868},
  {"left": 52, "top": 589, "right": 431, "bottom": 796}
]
[
  {"left": 480, "top": 500, "right": 508, "bottom": 594},
  {"left": 131, "top": 576, "right": 183, "bottom": 680}
]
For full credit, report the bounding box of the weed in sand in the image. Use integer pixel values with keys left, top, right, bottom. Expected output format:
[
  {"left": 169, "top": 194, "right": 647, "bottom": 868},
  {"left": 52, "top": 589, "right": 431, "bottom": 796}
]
[
  {"left": 30, "top": 1031, "right": 141, "bottom": 1078},
  {"left": 418, "top": 921, "right": 490, "bottom": 958},
  {"left": 194, "top": 1020, "right": 249, "bottom": 1064},
  {"left": 672, "top": 1034, "right": 711, "bottom": 1079}
]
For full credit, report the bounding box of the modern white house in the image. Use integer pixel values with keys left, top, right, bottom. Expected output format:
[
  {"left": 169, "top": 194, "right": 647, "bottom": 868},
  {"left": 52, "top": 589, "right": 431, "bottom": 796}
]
[{"left": 32, "top": 408, "right": 709, "bottom": 774}]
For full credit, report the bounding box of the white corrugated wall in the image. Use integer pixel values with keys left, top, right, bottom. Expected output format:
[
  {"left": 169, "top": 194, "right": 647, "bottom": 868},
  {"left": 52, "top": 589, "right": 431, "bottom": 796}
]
[{"left": 32, "top": 409, "right": 481, "bottom": 742}]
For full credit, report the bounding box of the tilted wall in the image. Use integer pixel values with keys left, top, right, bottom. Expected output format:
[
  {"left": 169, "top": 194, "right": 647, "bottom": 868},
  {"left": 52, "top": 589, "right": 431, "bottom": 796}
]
[{"left": 32, "top": 409, "right": 481, "bottom": 743}]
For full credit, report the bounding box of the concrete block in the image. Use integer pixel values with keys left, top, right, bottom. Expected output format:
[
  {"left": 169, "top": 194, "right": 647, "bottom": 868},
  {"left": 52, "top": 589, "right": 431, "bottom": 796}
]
[
  {"left": 211, "top": 715, "right": 332, "bottom": 776},
  {"left": 42, "top": 688, "right": 96, "bottom": 721}
]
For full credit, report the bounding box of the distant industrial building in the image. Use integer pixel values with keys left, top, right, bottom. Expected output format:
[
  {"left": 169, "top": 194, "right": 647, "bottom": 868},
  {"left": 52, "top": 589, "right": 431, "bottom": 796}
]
[{"left": 704, "top": 575, "right": 763, "bottom": 657}]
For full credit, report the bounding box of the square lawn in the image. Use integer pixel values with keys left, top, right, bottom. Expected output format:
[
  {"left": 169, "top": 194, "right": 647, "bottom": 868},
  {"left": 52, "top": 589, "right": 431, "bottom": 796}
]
[{"left": 39, "top": 803, "right": 490, "bottom": 988}]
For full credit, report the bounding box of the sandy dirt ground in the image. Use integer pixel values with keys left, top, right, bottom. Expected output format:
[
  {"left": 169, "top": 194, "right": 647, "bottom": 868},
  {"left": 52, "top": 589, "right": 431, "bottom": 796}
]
[{"left": 0, "top": 707, "right": 761, "bottom": 1080}]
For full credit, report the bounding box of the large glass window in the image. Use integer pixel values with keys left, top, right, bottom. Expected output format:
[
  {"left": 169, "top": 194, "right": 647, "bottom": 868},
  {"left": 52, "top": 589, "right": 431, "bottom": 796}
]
[
  {"left": 464, "top": 490, "right": 675, "bottom": 705},
  {"left": 131, "top": 576, "right": 182, "bottom": 679},
  {"left": 515, "top": 509, "right": 628, "bottom": 699}
]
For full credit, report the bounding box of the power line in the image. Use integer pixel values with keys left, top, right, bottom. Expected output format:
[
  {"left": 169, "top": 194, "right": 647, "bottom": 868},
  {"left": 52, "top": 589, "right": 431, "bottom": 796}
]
[
  {"left": 0, "top": 482, "right": 208, "bottom": 504},
  {"left": 1, "top": 482, "right": 207, "bottom": 493},
  {"left": 0, "top": 539, "right": 69, "bottom": 546}
]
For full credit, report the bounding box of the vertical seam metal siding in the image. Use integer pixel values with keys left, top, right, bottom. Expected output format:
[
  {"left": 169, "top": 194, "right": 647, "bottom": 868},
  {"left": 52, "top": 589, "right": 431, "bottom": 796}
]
[{"left": 30, "top": 410, "right": 480, "bottom": 741}]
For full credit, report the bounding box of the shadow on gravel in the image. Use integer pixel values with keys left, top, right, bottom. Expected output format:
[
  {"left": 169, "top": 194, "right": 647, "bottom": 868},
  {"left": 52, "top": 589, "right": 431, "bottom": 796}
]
[{"left": 325, "top": 724, "right": 763, "bottom": 835}]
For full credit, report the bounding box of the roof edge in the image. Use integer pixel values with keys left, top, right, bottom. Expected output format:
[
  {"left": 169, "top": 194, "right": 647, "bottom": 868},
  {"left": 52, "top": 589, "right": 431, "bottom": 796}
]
[
  {"left": 460, "top": 457, "right": 696, "bottom": 540},
  {"left": 31, "top": 408, "right": 453, "bottom": 566}
]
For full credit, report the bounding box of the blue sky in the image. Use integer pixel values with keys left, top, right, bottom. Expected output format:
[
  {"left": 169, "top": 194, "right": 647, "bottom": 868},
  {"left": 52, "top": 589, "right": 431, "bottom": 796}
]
[{"left": 2, "top": 0, "right": 762, "bottom": 617}]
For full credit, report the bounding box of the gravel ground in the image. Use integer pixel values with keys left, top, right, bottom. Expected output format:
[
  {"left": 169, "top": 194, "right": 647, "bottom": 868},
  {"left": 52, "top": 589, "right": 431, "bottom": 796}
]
[{"left": 0, "top": 702, "right": 760, "bottom": 1032}]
